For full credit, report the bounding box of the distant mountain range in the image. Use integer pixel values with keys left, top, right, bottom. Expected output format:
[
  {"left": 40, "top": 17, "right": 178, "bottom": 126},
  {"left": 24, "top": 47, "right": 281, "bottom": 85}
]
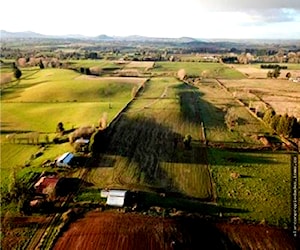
[
  {"left": 1, "top": 30, "right": 299, "bottom": 48},
  {"left": 0, "top": 30, "right": 199, "bottom": 43}
]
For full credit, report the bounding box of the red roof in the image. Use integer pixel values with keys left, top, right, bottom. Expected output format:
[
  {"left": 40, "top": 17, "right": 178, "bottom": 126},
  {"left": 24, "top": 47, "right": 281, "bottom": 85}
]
[{"left": 34, "top": 176, "right": 59, "bottom": 194}]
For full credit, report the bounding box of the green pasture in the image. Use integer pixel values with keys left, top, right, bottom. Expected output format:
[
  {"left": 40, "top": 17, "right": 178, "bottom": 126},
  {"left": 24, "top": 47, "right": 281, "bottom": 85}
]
[
  {"left": 1, "top": 68, "right": 144, "bottom": 102},
  {"left": 152, "top": 62, "right": 245, "bottom": 79},
  {"left": 77, "top": 77, "right": 213, "bottom": 199},
  {"left": 67, "top": 59, "right": 124, "bottom": 69},
  {"left": 1, "top": 102, "right": 129, "bottom": 133},
  {"left": 1, "top": 67, "right": 146, "bottom": 210},
  {"left": 0, "top": 144, "right": 40, "bottom": 191},
  {"left": 209, "top": 148, "right": 298, "bottom": 226}
]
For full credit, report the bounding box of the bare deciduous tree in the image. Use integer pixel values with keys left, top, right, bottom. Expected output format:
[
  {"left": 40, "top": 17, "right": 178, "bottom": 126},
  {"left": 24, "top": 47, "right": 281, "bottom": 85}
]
[{"left": 177, "top": 69, "right": 186, "bottom": 81}]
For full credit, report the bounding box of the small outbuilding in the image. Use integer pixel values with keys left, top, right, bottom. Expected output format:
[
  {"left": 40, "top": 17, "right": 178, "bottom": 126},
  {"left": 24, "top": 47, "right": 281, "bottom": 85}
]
[
  {"left": 101, "top": 189, "right": 127, "bottom": 207},
  {"left": 56, "top": 152, "right": 74, "bottom": 167},
  {"left": 74, "top": 138, "right": 90, "bottom": 152}
]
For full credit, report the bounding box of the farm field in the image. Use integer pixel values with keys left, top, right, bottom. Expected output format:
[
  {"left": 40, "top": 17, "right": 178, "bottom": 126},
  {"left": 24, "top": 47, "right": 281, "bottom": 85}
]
[
  {"left": 1, "top": 59, "right": 299, "bottom": 249},
  {"left": 81, "top": 77, "right": 214, "bottom": 199},
  {"left": 221, "top": 78, "right": 300, "bottom": 118},
  {"left": 0, "top": 67, "right": 147, "bottom": 199},
  {"left": 193, "top": 79, "right": 272, "bottom": 143},
  {"left": 209, "top": 148, "right": 298, "bottom": 225},
  {"left": 152, "top": 62, "right": 245, "bottom": 79},
  {"left": 53, "top": 211, "right": 297, "bottom": 250},
  {"left": 230, "top": 63, "right": 300, "bottom": 79},
  {"left": 1, "top": 215, "right": 52, "bottom": 250},
  {"left": 67, "top": 59, "right": 124, "bottom": 70},
  {"left": 1, "top": 68, "right": 146, "bottom": 133}
]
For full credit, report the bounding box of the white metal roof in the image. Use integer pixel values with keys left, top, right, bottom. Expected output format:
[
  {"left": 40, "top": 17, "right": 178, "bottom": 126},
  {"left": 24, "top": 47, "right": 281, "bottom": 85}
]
[
  {"left": 108, "top": 190, "right": 127, "bottom": 197},
  {"left": 75, "top": 138, "right": 90, "bottom": 144},
  {"left": 102, "top": 189, "right": 127, "bottom": 207},
  {"left": 107, "top": 195, "right": 126, "bottom": 207}
]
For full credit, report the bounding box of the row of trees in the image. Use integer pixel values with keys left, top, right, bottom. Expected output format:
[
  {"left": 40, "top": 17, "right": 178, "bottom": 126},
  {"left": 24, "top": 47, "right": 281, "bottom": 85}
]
[
  {"left": 263, "top": 109, "right": 300, "bottom": 138},
  {"left": 261, "top": 64, "right": 288, "bottom": 69}
]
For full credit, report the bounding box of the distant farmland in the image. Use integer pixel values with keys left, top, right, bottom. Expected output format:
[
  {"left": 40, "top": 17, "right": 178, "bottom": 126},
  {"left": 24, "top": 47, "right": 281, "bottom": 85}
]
[
  {"left": 221, "top": 78, "right": 300, "bottom": 118},
  {"left": 152, "top": 62, "right": 245, "bottom": 79}
]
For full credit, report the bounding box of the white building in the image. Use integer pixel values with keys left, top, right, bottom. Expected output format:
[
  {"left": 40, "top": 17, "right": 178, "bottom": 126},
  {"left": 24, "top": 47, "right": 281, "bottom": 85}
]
[{"left": 101, "top": 189, "right": 127, "bottom": 207}]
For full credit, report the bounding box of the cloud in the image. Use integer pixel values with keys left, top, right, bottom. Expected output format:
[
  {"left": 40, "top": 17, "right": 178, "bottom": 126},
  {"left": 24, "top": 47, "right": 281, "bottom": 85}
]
[
  {"left": 195, "top": 0, "right": 300, "bottom": 24},
  {"left": 198, "top": 0, "right": 300, "bottom": 11},
  {"left": 247, "top": 8, "right": 298, "bottom": 23}
]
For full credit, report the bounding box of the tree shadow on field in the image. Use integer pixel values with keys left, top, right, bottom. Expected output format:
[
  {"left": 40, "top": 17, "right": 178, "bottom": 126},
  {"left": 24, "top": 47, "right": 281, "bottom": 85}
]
[
  {"left": 101, "top": 115, "right": 216, "bottom": 201},
  {"left": 56, "top": 177, "right": 93, "bottom": 197},
  {"left": 211, "top": 149, "right": 281, "bottom": 166},
  {"left": 1, "top": 80, "right": 49, "bottom": 100},
  {"left": 105, "top": 114, "right": 210, "bottom": 167},
  {"left": 137, "top": 191, "right": 247, "bottom": 215},
  {"left": 175, "top": 83, "right": 204, "bottom": 124},
  {"left": 165, "top": 217, "right": 243, "bottom": 249}
]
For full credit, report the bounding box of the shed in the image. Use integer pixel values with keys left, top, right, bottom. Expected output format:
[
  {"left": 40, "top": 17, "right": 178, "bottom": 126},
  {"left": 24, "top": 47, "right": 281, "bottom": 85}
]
[
  {"left": 101, "top": 189, "right": 127, "bottom": 207},
  {"left": 74, "top": 138, "right": 90, "bottom": 152},
  {"left": 74, "top": 138, "right": 89, "bottom": 144},
  {"left": 56, "top": 152, "right": 74, "bottom": 167}
]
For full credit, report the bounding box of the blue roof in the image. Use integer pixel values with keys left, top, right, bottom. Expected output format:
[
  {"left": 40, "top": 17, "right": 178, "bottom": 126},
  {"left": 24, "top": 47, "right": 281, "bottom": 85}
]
[{"left": 57, "top": 152, "right": 74, "bottom": 166}]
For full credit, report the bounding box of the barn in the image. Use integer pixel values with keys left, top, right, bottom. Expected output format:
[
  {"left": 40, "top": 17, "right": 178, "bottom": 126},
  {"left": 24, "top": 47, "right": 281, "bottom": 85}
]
[
  {"left": 101, "top": 189, "right": 128, "bottom": 207},
  {"left": 56, "top": 152, "right": 74, "bottom": 167}
]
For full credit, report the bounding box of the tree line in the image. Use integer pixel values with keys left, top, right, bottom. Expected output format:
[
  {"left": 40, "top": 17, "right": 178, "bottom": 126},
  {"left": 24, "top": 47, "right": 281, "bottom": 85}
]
[
  {"left": 260, "top": 64, "right": 288, "bottom": 69},
  {"left": 263, "top": 109, "right": 300, "bottom": 138}
]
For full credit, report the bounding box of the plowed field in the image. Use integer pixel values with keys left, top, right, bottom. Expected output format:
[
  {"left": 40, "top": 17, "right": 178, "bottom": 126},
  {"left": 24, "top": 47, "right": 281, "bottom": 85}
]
[{"left": 53, "top": 211, "right": 297, "bottom": 250}]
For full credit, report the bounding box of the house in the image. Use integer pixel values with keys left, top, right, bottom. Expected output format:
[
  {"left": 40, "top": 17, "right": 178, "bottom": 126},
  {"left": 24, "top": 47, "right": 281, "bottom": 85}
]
[
  {"left": 56, "top": 152, "right": 74, "bottom": 167},
  {"left": 34, "top": 175, "right": 60, "bottom": 199},
  {"left": 101, "top": 189, "right": 127, "bottom": 207}
]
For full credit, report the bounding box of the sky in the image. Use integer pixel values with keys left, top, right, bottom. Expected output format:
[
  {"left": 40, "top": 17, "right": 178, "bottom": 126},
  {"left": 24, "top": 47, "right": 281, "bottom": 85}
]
[{"left": 1, "top": 0, "right": 300, "bottom": 39}]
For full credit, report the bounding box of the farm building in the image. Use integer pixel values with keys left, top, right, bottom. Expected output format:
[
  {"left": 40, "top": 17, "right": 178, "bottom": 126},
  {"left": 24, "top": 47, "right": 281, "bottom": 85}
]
[
  {"left": 74, "top": 138, "right": 90, "bottom": 152},
  {"left": 56, "top": 152, "right": 74, "bottom": 167},
  {"left": 101, "top": 189, "right": 128, "bottom": 207},
  {"left": 34, "top": 175, "right": 60, "bottom": 199}
]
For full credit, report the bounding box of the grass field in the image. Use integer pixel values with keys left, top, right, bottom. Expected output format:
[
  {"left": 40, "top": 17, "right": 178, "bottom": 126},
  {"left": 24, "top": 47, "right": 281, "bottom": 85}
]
[
  {"left": 152, "top": 62, "right": 245, "bottom": 79},
  {"left": 79, "top": 77, "right": 214, "bottom": 199},
  {"left": 209, "top": 148, "right": 298, "bottom": 226},
  {"left": 0, "top": 67, "right": 147, "bottom": 200},
  {"left": 1, "top": 60, "right": 299, "bottom": 230},
  {"left": 67, "top": 59, "right": 124, "bottom": 69}
]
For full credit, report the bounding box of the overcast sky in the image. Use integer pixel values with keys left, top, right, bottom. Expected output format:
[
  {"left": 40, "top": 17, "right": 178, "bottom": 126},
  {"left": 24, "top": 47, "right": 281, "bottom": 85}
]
[{"left": 1, "top": 0, "right": 299, "bottom": 39}]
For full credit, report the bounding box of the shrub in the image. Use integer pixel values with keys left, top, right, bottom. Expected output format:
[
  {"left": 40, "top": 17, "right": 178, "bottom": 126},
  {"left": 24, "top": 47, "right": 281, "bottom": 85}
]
[
  {"left": 277, "top": 114, "right": 290, "bottom": 136},
  {"left": 183, "top": 134, "right": 192, "bottom": 149},
  {"left": 225, "top": 108, "right": 238, "bottom": 130},
  {"left": 263, "top": 108, "right": 275, "bottom": 124},
  {"left": 14, "top": 67, "right": 22, "bottom": 79},
  {"left": 270, "top": 114, "right": 281, "bottom": 131}
]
